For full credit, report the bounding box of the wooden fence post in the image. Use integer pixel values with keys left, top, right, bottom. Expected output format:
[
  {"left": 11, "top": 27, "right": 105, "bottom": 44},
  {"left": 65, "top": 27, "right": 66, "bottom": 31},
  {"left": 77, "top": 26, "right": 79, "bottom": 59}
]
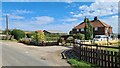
[{"left": 118, "top": 45, "right": 120, "bottom": 67}]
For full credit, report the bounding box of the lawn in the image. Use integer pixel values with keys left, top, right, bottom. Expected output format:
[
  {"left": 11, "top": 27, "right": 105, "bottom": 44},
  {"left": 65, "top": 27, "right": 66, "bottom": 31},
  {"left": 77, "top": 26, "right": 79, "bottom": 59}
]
[{"left": 67, "top": 59, "right": 100, "bottom": 68}]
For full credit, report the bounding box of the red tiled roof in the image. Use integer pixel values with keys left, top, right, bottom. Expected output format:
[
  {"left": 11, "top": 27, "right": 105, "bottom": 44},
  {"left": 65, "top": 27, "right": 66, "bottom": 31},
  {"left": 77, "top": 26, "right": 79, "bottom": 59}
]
[
  {"left": 35, "top": 30, "right": 43, "bottom": 33},
  {"left": 73, "top": 20, "right": 111, "bottom": 29}
]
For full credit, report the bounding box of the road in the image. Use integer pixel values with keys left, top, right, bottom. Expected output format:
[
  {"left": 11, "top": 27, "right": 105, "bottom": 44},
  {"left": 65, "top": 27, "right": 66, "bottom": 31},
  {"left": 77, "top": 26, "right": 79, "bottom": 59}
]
[
  {"left": 1, "top": 41, "right": 70, "bottom": 66},
  {"left": 2, "top": 43, "right": 51, "bottom": 66}
]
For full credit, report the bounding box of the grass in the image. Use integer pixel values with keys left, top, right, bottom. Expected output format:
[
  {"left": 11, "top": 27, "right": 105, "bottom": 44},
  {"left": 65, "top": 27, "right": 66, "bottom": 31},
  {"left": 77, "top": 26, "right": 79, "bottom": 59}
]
[
  {"left": 94, "top": 40, "right": 119, "bottom": 46},
  {"left": 67, "top": 59, "right": 100, "bottom": 68},
  {"left": 105, "top": 48, "right": 119, "bottom": 52}
]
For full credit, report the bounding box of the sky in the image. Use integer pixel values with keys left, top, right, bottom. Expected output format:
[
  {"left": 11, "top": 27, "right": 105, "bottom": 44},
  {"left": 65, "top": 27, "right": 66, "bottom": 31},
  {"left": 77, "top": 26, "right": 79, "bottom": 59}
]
[{"left": 1, "top": 0, "right": 119, "bottom": 34}]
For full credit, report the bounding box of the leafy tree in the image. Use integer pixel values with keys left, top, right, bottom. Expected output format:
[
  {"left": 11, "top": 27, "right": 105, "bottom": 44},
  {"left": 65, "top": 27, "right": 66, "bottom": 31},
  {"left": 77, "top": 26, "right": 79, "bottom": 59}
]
[
  {"left": 84, "top": 17, "right": 93, "bottom": 40},
  {"left": 11, "top": 29, "right": 25, "bottom": 40},
  {"left": 32, "top": 32, "right": 45, "bottom": 43}
]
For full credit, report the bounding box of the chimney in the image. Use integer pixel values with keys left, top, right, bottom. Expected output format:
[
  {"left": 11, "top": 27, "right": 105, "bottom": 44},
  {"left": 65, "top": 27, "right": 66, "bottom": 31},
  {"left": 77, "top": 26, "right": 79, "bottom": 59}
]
[{"left": 94, "top": 16, "right": 98, "bottom": 21}]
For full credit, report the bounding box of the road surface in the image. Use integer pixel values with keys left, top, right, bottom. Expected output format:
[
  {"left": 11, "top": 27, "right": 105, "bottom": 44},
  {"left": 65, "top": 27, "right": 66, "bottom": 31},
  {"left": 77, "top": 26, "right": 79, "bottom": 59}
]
[{"left": 1, "top": 41, "right": 70, "bottom": 67}]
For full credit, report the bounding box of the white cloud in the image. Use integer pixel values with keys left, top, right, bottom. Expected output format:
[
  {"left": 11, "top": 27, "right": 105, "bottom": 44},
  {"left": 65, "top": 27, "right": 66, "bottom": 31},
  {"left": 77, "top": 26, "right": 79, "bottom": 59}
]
[
  {"left": 61, "top": 18, "right": 78, "bottom": 22},
  {"left": 95, "top": 0, "right": 120, "bottom": 2},
  {"left": 70, "top": 12, "right": 75, "bottom": 14},
  {"left": 34, "top": 16, "right": 54, "bottom": 25},
  {"left": 72, "top": 2, "right": 118, "bottom": 18},
  {"left": 79, "top": 5, "right": 88, "bottom": 10},
  {"left": 9, "top": 14, "right": 24, "bottom": 19},
  {"left": 101, "top": 15, "right": 118, "bottom": 33},
  {"left": 65, "top": 0, "right": 73, "bottom": 3},
  {"left": 0, "top": 18, "right": 2, "bottom": 21},
  {"left": 42, "top": 22, "right": 79, "bottom": 33},
  {"left": 2, "top": 13, "right": 25, "bottom": 19},
  {"left": 11, "top": 9, "right": 32, "bottom": 14}
]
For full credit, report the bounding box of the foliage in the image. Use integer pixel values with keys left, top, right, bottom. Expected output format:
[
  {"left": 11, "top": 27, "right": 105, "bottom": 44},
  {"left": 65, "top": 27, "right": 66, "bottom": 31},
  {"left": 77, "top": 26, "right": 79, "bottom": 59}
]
[
  {"left": 11, "top": 29, "right": 25, "bottom": 40},
  {"left": 26, "top": 32, "right": 36, "bottom": 38},
  {"left": 45, "top": 33, "right": 61, "bottom": 41},
  {"left": 32, "top": 32, "right": 45, "bottom": 43},
  {"left": 2, "top": 30, "right": 12, "bottom": 35},
  {"left": 19, "top": 38, "right": 31, "bottom": 44},
  {"left": 84, "top": 17, "right": 93, "bottom": 40},
  {"left": 73, "top": 33, "right": 85, "bottom": 40},
  {"left": 68, "top": 59, "right": 99, "bottom": 68},
  {"left": 66, "top": 36, "right": 74, "bottom": 43}
]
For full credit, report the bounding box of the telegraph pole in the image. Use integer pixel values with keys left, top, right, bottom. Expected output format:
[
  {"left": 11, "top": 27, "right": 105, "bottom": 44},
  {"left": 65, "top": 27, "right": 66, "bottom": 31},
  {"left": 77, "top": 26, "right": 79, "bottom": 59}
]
[{"left": 6, "top": 15, "right": 8, "bottom": 40}]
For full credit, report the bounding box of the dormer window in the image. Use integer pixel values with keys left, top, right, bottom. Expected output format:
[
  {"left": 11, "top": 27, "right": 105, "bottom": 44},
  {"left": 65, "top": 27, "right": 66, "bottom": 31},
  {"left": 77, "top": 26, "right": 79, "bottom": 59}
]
[{"left": 95, "top": 27, "right": 98, "bottom": 31}]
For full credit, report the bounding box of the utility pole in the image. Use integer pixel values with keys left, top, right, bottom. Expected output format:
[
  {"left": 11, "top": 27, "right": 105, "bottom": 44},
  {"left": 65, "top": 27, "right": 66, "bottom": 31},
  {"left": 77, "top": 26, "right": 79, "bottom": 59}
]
[{"left": 6, "top": 15, "right": 8, "bottom": 40}]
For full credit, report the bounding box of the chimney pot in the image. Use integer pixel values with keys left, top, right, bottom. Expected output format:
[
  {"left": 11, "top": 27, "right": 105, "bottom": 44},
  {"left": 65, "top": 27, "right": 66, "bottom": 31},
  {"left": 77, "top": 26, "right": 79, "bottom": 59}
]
[{"left": 94, "top": 16, "right": 98, "bottom": 21}]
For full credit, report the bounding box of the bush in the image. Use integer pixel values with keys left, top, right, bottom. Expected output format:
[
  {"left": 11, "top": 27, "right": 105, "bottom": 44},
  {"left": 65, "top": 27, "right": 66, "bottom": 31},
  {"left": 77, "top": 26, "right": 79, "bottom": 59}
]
[
  {"left": 19, "top": 38, "right": 31, "bottom": 44},
  {"left": 26, "top": 32, "right": 36, "bottom": 38},
  {"left": 73, "top": 33, "right": 85, "bottom": 40},
  {"left": 32, "top": 32, "right": 45, "bottom": 43},
  {"left": 45, "top": 33, "right": 61, "bottom": 41},
  {"left": 11, "top": 29, "right": 25, "bottom": 40}
]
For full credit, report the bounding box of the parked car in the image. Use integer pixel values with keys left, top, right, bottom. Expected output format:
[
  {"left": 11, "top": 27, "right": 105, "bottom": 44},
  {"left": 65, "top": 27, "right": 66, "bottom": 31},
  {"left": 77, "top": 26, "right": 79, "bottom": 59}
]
[{"left": 93, "top": 35, "right": 108, "bottom": 41}]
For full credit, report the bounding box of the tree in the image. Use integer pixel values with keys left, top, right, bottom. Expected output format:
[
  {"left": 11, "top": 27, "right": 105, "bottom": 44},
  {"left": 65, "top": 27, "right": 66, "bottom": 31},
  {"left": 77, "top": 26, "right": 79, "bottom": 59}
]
[
  {"left": 32, "top": 32, "right": 45, "bottom": 43},
  {"left": 11, "top": 29, "right": 25, "bottom": 40},
  {"left": 84, "top": 17, "right": 93, "bottom": 40}
]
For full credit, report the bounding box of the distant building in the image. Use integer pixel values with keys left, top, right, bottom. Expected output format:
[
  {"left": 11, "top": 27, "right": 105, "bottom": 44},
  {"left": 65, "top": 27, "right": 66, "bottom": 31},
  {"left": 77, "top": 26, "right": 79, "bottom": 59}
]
[
  {"left": 0, "top": 30, "right": 7, "bottom": 40},
  {"left": 43, "top": 30, "right": 67, "bottom": 35},
  {"left": 70, "top": 17, "right": 113, "bottom": 37},
  {"left": 35, "top": 30, "right": 44, "bottom": 33}
]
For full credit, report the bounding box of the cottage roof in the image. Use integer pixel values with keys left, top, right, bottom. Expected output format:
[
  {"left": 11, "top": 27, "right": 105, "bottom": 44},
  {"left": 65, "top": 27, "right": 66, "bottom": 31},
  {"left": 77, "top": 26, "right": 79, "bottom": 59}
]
[{"left": 73, "top": 17, "right": 111, "bottom": 29}]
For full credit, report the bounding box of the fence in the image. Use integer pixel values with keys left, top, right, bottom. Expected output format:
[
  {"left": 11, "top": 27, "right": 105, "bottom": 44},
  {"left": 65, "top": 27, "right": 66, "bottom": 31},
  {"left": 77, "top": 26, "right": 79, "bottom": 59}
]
[{"left": 73, "top": 44, "right": 120, "bottom": 68}]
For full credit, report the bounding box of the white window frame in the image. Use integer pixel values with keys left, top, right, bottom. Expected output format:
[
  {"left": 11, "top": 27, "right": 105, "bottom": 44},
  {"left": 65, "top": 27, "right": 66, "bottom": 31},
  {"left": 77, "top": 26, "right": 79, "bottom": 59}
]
[
  {"left": 77, "top": 29, "right": 79, "bottom": 32},
  {"left": 95, "top": 27, "right": 98, "bottom": 31},
  {"left": 105, "top": 28, "right": 108, "bottom": 33},
  {"left": 81, "top": 28, "right": 84, "bottom": 31}
]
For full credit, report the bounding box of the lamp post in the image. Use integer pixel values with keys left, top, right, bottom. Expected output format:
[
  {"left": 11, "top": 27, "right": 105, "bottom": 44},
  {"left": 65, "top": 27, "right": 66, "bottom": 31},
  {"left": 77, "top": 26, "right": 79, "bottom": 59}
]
[
  {"left": 35, "top": 31, "right": 38, "bottom": 45},
  {"left": 6, "top": 15, "right": 8, "bottom": 40}
]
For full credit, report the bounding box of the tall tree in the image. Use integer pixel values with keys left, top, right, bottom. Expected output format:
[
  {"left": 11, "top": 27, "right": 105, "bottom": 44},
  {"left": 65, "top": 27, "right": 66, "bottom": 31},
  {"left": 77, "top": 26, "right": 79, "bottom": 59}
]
[{"left": 84, "top": 17, "right": 93, "bottom": 40}]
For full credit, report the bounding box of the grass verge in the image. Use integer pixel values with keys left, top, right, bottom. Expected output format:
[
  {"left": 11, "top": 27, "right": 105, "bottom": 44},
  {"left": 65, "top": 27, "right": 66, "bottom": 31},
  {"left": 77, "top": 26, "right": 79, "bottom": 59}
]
[{"left": 67, "top": 59, "right": 100, "bottom": 68}]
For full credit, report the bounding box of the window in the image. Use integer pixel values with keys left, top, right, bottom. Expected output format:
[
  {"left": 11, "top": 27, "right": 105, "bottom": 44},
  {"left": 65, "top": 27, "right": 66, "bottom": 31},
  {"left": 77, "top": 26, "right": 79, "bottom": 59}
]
[
  {"left": 95, "top": 27, "right": 98, "bottom": 31},
  {"left": 105, "top": 28, "right": 108, "bottom": 33},
  {"left": 81, "top": 28, "right": 84, "bottom": 31},
  {"left": 77, "top": 29, "right": 79, "bottom": 32}
]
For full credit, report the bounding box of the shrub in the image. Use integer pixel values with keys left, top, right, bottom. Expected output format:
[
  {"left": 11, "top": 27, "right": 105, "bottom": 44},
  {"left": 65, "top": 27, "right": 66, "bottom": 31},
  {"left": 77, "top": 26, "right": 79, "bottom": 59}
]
[
  {"left": 45, "top": 33, "right": 61, "bottom": 41},
  {"left": 32, "top": 32, "right": 45, "bottom": 43},
  {"left": 11, "top": 29, "right": 25, "bottom": 40},
  {"left": 73, "top": 33, "right": 85, "bottom": 40},
  {"left": 19, "top": 38, "right": 31, "bottom": 44}
]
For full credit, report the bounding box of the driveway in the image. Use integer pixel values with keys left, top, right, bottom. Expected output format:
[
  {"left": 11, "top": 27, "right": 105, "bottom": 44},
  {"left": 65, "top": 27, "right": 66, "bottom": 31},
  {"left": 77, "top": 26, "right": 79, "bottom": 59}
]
[{"left": 1, "top": 41, "right": 71, "bottom": 66}]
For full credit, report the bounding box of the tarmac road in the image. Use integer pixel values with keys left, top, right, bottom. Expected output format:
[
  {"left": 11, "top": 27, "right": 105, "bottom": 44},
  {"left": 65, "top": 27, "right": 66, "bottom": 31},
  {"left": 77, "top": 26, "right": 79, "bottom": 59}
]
[{"left": 2, "top": 43, "right": 50, "bottom": 66}]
